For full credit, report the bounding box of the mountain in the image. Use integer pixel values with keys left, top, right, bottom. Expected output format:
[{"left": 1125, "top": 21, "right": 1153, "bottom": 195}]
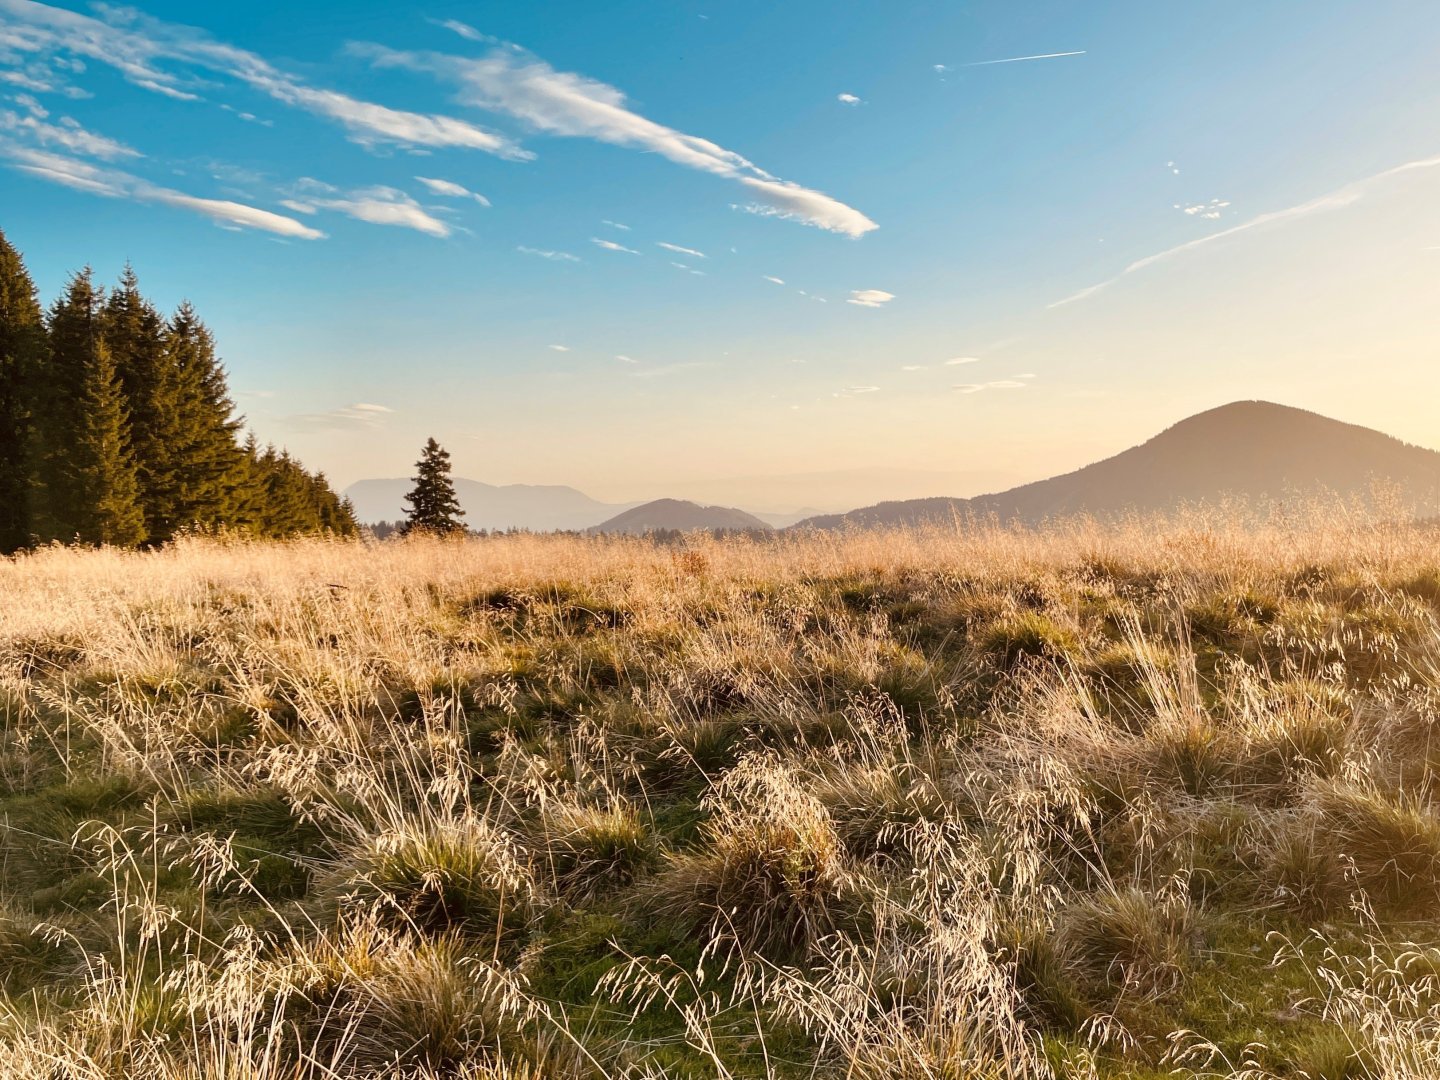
[
  {"left": 591, "top": 499, "right": 774, "bottom": 534},
  {"left": 660, "top": 467, "right": 1024, "bottom": 516},
  {"left": 344, "top": 477, "right": 637, "bottom": 531},
  {"left": 799, "top": 401, "right": 1440, "bottom": 529}
]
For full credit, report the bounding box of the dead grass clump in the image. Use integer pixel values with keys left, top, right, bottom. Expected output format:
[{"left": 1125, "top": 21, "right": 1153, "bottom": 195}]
[
  {"left": 811, "top": 761, "right": 951, "bottom": 859},
  {"left": 980, "top": 611, "right": 1080, "bottom": 668},
  {"left": 1055, "top": 885, "right": 1199, "bottom": 1000},
  {"left": 342, "top": 818, "right": 539, "bottom": 942},
  {"left": 1258, "top": 812, "right": 1352, "bottom": 916},
  {"left": 1310, "top": 780, "right": 1440, "bottom": 912},
  {"left": 534, "top": 801, "right": 657, "bottom": 900},
  {"left": 276, "top": 925, "right": 550, "bottom": 1075},
  {"left": 1146, "top": 718, "right": 1237, "bottom": 798},
  {"left": 648, "top": 755, "right": 857, "bottom": 959},
  {"left": 0, "top": 900, "right": 65, "bottom": 992}
]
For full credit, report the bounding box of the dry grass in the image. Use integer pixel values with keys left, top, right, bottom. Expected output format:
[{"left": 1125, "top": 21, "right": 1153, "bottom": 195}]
[{"left": 3, "top": 508, "right": 1440, "bottom": 1077}]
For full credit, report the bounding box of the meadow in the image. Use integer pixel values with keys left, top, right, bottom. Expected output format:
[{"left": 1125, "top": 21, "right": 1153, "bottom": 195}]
[{"left": 2, "top": 510, "right": 1440, "bottom": 1079}]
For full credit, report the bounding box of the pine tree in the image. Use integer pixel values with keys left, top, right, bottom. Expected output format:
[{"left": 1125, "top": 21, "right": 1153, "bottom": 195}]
[
  {"left": 0, "top": 229, "right": 44, "bottom": 554},
  {"left": 103, "top": 266, "right": 175, "bottom": 541},
  {"left": 74, "top": 338, "right": 145, "bottom": 546},
  {"left": 36, "top": 268, "right": 105, "bottom": 542},
  {"left": 165, "top": 302, "right": 245, "bottom": 532},
  {"left": 8, "top": 243, "right": 356, "bottom": 549},
  {"left": 401, "top": 438, "right": 466, "bottom": 536}
]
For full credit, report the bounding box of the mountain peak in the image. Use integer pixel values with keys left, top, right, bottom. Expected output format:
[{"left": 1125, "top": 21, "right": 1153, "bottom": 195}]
[
  {"left": 801, "top": 402, "right": 1440, "bottom": 529},
  {"left": 592, "top": 499, "right": 773, "bottom": 534}
]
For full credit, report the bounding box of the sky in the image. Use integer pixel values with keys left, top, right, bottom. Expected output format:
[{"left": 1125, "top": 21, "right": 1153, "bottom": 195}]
[{"left": 2, "top": 0, "right": 1439, "bottom": 512}]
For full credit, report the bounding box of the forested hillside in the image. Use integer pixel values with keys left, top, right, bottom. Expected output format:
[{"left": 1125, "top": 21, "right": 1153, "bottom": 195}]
[{"left": 0, "top": 229, "right": 354, "bottom": 552}]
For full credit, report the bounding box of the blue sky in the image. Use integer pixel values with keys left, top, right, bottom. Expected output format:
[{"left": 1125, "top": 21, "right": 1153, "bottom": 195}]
[{"left": 2, "top": 0, "right": 1439, "bottom": 510}]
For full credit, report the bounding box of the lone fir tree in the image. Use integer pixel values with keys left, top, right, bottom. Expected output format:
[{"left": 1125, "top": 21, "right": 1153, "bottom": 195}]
[{"left": 401, "top": 438, "right": 466, "bottom": 536}]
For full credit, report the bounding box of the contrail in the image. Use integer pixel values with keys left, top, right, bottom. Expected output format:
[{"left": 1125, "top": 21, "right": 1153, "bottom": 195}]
[{"left": 963, "top": 50, "right": 1086, "bottom": 67}]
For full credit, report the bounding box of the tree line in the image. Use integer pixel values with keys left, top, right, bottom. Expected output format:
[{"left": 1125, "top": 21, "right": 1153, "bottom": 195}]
[{"left": 0, "top": 228, "right": 355, "bottom": 554}]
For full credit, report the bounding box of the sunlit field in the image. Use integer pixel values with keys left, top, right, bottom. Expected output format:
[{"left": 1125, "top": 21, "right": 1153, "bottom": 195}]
[{"left": 4, "top": 510, "right": 1440, "bottom": 1079}]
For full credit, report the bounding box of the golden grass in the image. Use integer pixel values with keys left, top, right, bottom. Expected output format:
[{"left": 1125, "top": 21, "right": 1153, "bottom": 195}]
[{"left": 2, "top": 508, "right": 1440, "bottom": 1077}]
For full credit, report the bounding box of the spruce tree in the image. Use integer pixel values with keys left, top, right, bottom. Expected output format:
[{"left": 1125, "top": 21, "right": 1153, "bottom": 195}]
[
  {"left": 401, "top": 438, "right": 466, "bottom": 536},
  {"left": 0, "top": 229, "right": 44, "bottom": 554},
  {"left": 36, "top": 268, "right": 106, "bottom": 542},
  {"left": 7, "top": 245, "right": 355, "bottom": 548},
  {"left": 74, "top": 337, "right": 145, "bottom": 546},
  {"left": 165, "top": 302, "right": 244, "bottom": 532},
  {"left": 103, "top": 266, "right": 175, "bottom": 542}
]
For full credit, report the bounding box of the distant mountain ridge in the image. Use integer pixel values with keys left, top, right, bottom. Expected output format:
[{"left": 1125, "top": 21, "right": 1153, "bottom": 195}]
[
  {"left": 343, "top": 477, "right": 637, "bottom": 532},
  {"left": 591, "top": 499, "right": 773, "bottom": 535},
  {"left": 798, "top": 401, "right": 1440, "bottom": 529}
]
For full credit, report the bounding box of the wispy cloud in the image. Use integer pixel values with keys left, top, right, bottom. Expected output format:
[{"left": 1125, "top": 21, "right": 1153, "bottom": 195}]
[
  {"left": 837, "top": 92, "right": 862, "bottom": 105},
  {"left": 219, "top": 103, "right": 272, "bottom": 126},
  {"left": 943, "top": 356, "right": 980, "bottom": 366},
  {"left": 614, "top": 354, "right": 638, "bottom": 364},
  {"left": 282, "top": 180, "right": 451, "bottom": 237},
  {"left": 0, "top": 106, "right": 138, "bottom": 159},
  {"left": 434, "top": 18, "right": 488, "bottom": 43},
  {"left": 962, "top": 50, "right": 1085, "bottom": 67},
  {"left": 847, "top": 288, "right": 895, "bottom": 308},
  {"left": 549, "top": 344, "right": 570, "bottom": 352},
  {"left": 283, "top": 401, "right": 395, "bottom": 432},
  {"left": 1051, "top": 152, "right": 1440, "bottom": 307},
  {"left": 834, "top": 385, "right": 880, "bottom": 398},
  {"left": 1, "top": 142, "right": 324, "bottom": 238},
  {"left": 657, "top": 241, "right": 706, "bottom": 258},
  {"left": 954, "top": 380, "right": 1027, "bottom": 393},
  {"left": 601, "top": 219, "right": 630, "bottom": 230},
  {"left": 415, "top": 175, "right": 491, "bottom": 205},
  {"left": 591, "top": 237, "right": 640, "bottom": 254},
  {"left": 0, "top": 61, "right": 85, "bottom": 96},
  {"left": 517, "top": 245, "right": 580, "bottom": 262},
  {"left": 0, "top": 1, "right": 529, "bottom": 157},
  {"left": 358, "top": 38, "right": 877, "bottom": 237},
  {"left": 763, "top": 275, "right": 785, "bottom": 285},
  {"left": 1175, "top": 199, "right": 1230, "bottom": 220}
]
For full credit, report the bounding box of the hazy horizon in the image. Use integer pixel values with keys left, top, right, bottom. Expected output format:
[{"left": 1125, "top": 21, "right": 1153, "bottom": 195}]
[{"left": 3, "top": 0, "right": 1438, "bottom": 502}]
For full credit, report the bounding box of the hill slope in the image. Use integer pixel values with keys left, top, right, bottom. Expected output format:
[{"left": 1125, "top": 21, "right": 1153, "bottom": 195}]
[
  {"left": 343, "top": 478, "right": 636, "bottom": 531},
  {"left": 802, "top": 401, "right": 1440, "bottom": 528},
  {"left": 592, "top": 499, "right": 773, "bottom": 534}
]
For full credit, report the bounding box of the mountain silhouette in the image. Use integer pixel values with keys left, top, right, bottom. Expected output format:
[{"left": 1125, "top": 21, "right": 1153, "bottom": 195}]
[
  {"left": 343, "top": 477, "right": 636, "bottom": 531},
  {"left": 592, "top": 499, "right": 773, "bottom": 534},
  {"left": 798, "top": 401, "right": 1440, "bottom": 528}
]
